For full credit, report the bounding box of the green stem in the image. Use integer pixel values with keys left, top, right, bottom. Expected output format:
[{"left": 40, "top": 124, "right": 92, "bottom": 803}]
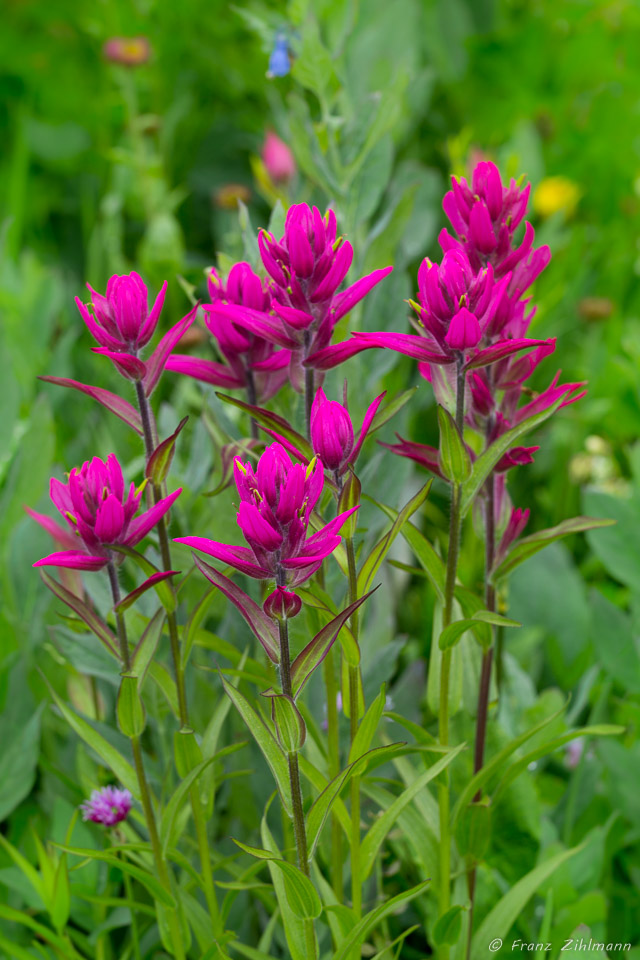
[
  {"left": 121, "top": 855, "right": 142, "bottom": 960},
  {"left": 323, "top": 646, "right": 343, "bottom": 898},
  {"left": 437, "top": 357, "right": 466, "bottom": 953},
  {"left": 278, "top": 619, "right": 312, "bottom": 881},
  {"left": 106, "top": 567, "right": 185, "bottom": 960},
  {"left": 345, "top": 534, "right": 363, "bottom": 920},
  {"left": 134, "top": 380, "right": 219, "bottom": 929}
]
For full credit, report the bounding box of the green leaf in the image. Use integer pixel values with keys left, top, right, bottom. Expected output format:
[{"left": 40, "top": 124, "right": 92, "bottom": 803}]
[
  {"left": 451, "top": 702, "right": 569, "bottom": 828},
  {"left": 232, "top": 838, "right": 276, "bottom": 860},
  {"left": 290, "top": 18, "right": 337, "bottom": 101},
  {"left": 358, "top": 481, "right": 432, "bottom": 595},
  {"left": 439, "top": 612, "right": 520, "bottom": 651},
  {"left": 0, "top": 903, "right": 80, "bottom": 959},
  {"left": 173, "top": 727, "right": 204, "bottom": 777},
  {"left": 492, "top": 516, "right": 615, "bottom": 580},
  {"left": 216, "top": 393, "right": 312, "bottom": 459},
  {"left": 40, "top": 572, "right": 118, "bottom": 657},
  {"left": 332, "top": 881, "right": 430, "bottom": 960},
  {"left": 47, "top": 686, "right": 138, "bottom": 797},
  {"left": 461, "top": 396, "right": 565, "bottom": 516},
  {"left": 261, "top": 810, "right": 308, "bottom": 960},
  {"left": 454, "top": 800, "right": 491, "bottom": 861},
  {"left": 54, "top": 844, "right": 175, "bottom": 907},
  {"left": 337, "top": 468, "right": 360, "bottom": 540},
  {"left": 132, "top": 609, "right": 165, "bottom": 690},
  {"left": 269, "top": 695, "right": 306, "bottom": 753},
  {"left": 220, "top": 674, "right": 292, "bottom": 816},
  {"left": 115, "top": 571, "right": 178, "bottom": 615},
  {"left": 160, "top": 749, "right": 239, "bottom": 856},
  {"left": 112, "top": 545, "right": 176, "bottom": 614},
  {"left": 146, "top": 416, "right": 188, "bottom": 485},
  {"left": 0, "top": 834, "right": 45, "bottom": 905},
  {"left": 181, "top": 585, "right": 216, "bottom": 670},
  {"left": 273, "top": 860, "right": 322, "bottom": 919},
  {"left": 148, "top": 661, "right": 180, "bottom": 718},
  {"left": 367, "top": 495, "right": 446, "bottom": 600},
  {"left": 348, "top": 685, "right": 386, "bottom": 763},
  {"left": 116, "top": 674, "right": 146, "bottom": 737},
  {"left": 50, "top": 853, "right": 70, "bottom": 933},
  {"left": 471, "top": 845, "right": 585, "bottom": 960},
  {"left": 360, "top": 742, "right": 466, "bottom": 879},
  {"left": 369, "top": 388, "right": 418, "bottom": 434},
  {"left": 0, "top": 705, "right": 43, "bottom": 821},
  {"left": 290, "top": 589, "right": 377, "bottom": 698},
  {"left": 438, "top": 406, "right": 471, "bottom": 483},
  {"left": 433, "top": 905, "right": 464, "bottom": 947}
]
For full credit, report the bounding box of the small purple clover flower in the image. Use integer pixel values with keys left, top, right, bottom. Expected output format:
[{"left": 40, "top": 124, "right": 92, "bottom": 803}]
[{"left": 80, "top": 786, "right": 132, "bottom": 827}]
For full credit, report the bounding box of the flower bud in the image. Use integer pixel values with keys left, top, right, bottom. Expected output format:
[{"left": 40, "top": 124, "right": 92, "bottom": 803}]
[
  {"left": 310, "top": 389, "right": 354, "bottom": 472},
  {"left": 262, "top": 131, "right": 296, "bottom": 183},
  {"left": 444, "top": 307, "right": 482, "bottom": 350},
  {"left": 263, "top": 586, "right": 302, "bottom": 621}
]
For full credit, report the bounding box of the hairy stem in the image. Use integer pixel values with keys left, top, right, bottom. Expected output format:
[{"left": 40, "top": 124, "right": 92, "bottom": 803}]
[
  {"left": 437, "top": 356, "right": 466, "bottom": 950},
  {"left": 323, "top": 646, "right": 343, "bottom": 897},
  {"left": 245, "top": 368, "right": 259, "bottom": 441},
  {"left": 345, "top": 534, "right": 363, "bottom": 920},
  {"left": 278, "top": 619, "right": 312, "bottom": 880},
  {"left": 134, "top": 380, "right": 218, "bottom": 929},
  {"left": 106, "top": 567, "right": 185, "bottom": 960}
]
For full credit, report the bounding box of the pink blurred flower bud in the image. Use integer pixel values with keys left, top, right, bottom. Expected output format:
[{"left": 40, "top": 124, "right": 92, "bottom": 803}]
[
  {"left": 264, "top": 586, "right": 302, "bottom": 621},
  {"left": 103, "top": 37, "right": 151, "bottom": 67},
  {"left": 262, "top": 131, "right": 296, "bottom": 183}
]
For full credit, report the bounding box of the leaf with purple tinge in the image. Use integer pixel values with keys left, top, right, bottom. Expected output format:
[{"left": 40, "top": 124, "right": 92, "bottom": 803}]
[
  {"left": 146, "top": 417, "right": 189, "bottom": 486},
  {"left": 463, "top": 338, "right": 551, "bottom": 371},
  {"left": 39, "top": 571, "right": 118, "bottom": 657},
  {"left": 38, "top": 377, "right": 143, "bottom": 434},
  {"left": 115, "top": 571, "right": 179, "bottom": 613},
  {"left": 216, "top": 393, "right": 312, "bottom": 459},
  {"left": 193, "top": 556, "right": 280, "bottom": 662},
  {"left": 290, "top": 587, "right": 378, "bottom": 699},
  {"left": 143, "top": 303, "right": 199, "bottom": 397},
  {"left": 491, "top": 515, "right": 616, "bottom": 581}
]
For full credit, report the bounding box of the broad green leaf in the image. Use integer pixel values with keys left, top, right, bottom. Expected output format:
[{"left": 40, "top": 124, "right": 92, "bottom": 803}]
[
  {"left": 348, "top": 685, "right": 386, "bottom": 763},
  {"left": 270, "top": 695, "right": 306, "bottom": 753},
  {"left": 358, "top": 482, "right": 432, "bottom": 595},
  {"left": 492, "top": 516, "right": 615, "bottom": 581},
  {"left": 461, "top": 396, "right": 564, "bottom": 516},
  {"left": 132, "top": 609, "right": 165, "bottom": 690},
  {"left": 438, "top": 406, "right": 471, "bottom": 483},
  {"left": 221, "top": 675, "right": 292, "bottom": 816},
  {"left": 439, "top": 611, "right": 519, "bottom": 651},
  {"left": 116, "top": 674, "right": 146, "bottom": 737},
  {"left": 54, "top": 844, "right": 175, "bottom": 907},
  {"left": 0, "top": 705, "right": 43, "bottom": 822},
  {"left": 451, "top": 700, "right": 569, "bottom": 828},
  {"left": 272, "top": 860, "right": 322, "bottom": 919},
  {"left": 0, "top": 903, "right": 79, "bottom": 959},
  {"left": 360, "top": 742, "right": 465, "bottom": 879},
  {"left": 433, "top": 905, "right": 463, "bottom": 947},
  {"left": 47, "top": 686, "right": 138, "bottom": 797},
  {"left": 261, "top": 810, "right": 307, "bottom": 960},
  {"left": 173, "top": 727, "right": 204, "bottom": 777},
  {"left": 471, "top": 845, "right": 586, "bottom": 960},
  {"left": 454, "top": 800, "right": 491, "bottom": 860},
  {"left": 332, "top": 881, "right": 430, "bottom": 960},
  {"left": 40, "top": 571, "right": 118, "bottom": 656},
  {"left": 492, "top": 725, "right": 624, "bottom": 805}
]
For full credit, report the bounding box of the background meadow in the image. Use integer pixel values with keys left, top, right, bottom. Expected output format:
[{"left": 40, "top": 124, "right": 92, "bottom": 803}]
[{"left": 1, "top": 0, "right": 640, "bottom": 957}]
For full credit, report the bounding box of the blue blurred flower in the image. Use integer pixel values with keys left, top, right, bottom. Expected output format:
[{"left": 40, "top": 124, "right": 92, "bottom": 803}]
[{"left": 267, "top": 33, "right": 290, "bottom": 78}]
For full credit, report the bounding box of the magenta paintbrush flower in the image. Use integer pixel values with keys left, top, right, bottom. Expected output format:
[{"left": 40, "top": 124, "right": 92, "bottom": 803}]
[
  {"left": 176, "top": 442, "right": 356, "bottom": 586},
  {"left": 75, "top": 272, "right": 197, "bottom": 395},
  {"left": 166, "top": 262, "right": 290, "bottom": 403},
  {"left": 207, "top": 204, "right": 392, "bottom": 382},
  {"left": 80, "top": 786, "right": 132, "bottom": 826},
  {"left": 31, "top": 454, "right": 181, "bottom": 571}
]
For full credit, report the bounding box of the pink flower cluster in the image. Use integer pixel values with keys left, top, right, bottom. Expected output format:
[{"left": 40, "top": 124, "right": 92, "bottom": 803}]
[{"left": 81, "top": 786, "right": 132, "bottom": 826}]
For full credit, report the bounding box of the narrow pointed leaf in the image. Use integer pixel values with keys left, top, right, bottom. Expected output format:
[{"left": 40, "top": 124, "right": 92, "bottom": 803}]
[
  {"left": 348, "top": 686, "right": 386, "bottom": 763},
  {"left": 220, "top": 674, "right": 292, "bottom": 815},
  {"left": 471, "top": 845, "right": 586, "bottom": 960},
  {"left": 194, "top": 557, "right": 280, "bottom": 663},
  {"left": 53, "top": 845, "right": 175, "bottom": 907},
  {"left": 39, "top": 377, "right": 143, "bottom": 434},
  {"left": 216, "top": 393, "right": 313, "bottom": 458},
  {"left": 115, "top": 571, "right": 178, "bottom": 613},
  {"left": 40, "top": 571, "right": 118, "bottom": 657},
  {"left": 270, "top": 694, "right": 306, "bottom": 752},
  {"left": 132, "top": 608, "right": 165, "bottom": 688},
  {"left": 112, "top": 544, "right": 176, "bottom": 613},
  {"left": 332, "top": 881, "right": 431, "bottom": 960},
  {"left": 492, "top": 515, "right": 616, "bottom": 580},
  {"left": 360, "top": 742, "right": 465, "bottom": 879},
  {"left": 439, "top": 612, "right": 519, "bottom": 651},
  {"left": 358, "top": 482, "right": 432, "bottom": 595},
  {"left": 368, "top": 387, "right": 418, "bottom": 434},
  {"left": 437, "top": 406, "right": 471, "bottom": 483},
  {"left": 460, "top": 396, "right": 564, "bottom": 516},
  {"left": 290, "top": 588, "right": 378, "bottom": 698},
  {"left": 146, "top": 416, "right": 189, "bottom": 486},
  {"left": 273, "top": 860, "right": 322, "bottom": 919},
  {"left": 366, "top": 495, "right": 445, "bottom": 600}
]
